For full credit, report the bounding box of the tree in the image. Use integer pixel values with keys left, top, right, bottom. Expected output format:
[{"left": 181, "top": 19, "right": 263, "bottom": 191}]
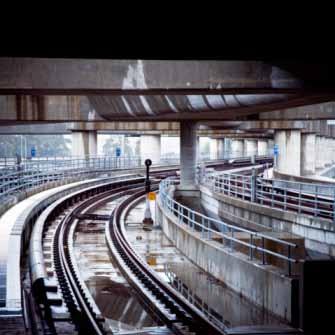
[{"left": 0, "top": 135, "right": 71, "bottom": 157}]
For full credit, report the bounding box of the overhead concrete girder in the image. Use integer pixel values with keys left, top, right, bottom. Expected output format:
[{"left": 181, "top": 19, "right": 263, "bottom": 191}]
[
  {"left": 0, "top": 122, "right": 272, "bottom": 138},
  {"left": 239, "top": 120, "right": 335, "bottom": 137},
  {"left": 0, "top": 58, "right": 334, "bottom": 122},
  {"left": 0, "top": 58, "right": 329, "bottom": 94},
  {"left": 0, "top": 95, "right": 96, "bottom": 121},
  {"left": 257, "top": 101, "right": 335, "bottom": 120}
]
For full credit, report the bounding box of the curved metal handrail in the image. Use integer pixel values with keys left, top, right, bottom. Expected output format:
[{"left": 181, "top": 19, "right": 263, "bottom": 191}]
[{"left": 159, "top": 177, "right": 301, "bottom": 276}]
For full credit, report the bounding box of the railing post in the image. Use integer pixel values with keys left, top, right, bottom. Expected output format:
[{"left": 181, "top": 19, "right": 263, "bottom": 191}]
[
  {"left": 230, "top": 228, "right": 234, "bottom": 252},
  {"left": 298, "top": 183, "right": 302, "bottom": 214},
  {"left": 262, "top": 237, "right": 266, "bottom": 265},
  {"left": 251, "top": 168, "right": 257, "bottom": 203},
  {"left": 284, "top": 188, "right": 287, "bottom": 210},
  {"left": 228, "top": 174, "right": 231, "bottom": 196},
  {"left": 201, "top": 217, "right": 205, "bottom": 238},
  {"left": 249, "top": 234, "right": 253, "bottom": 260},
  {"left": 287, "top": 245, "right": 292, "bottom": 276},
  {"left": 314, "top": 185, "right": 318, "bottom": 217}
]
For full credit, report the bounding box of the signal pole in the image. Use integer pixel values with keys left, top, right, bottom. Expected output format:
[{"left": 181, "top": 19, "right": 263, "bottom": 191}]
[{"left": 143, "top": 159, "right": 154, "bottom": 225}]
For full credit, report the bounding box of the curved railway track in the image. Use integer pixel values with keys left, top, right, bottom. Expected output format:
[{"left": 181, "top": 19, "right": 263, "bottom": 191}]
[
  {"left": 106, "top": 188, "right": 224, "bottom": 335},
  {"left": 28, "top": 159, "right": 273, "bottom": 334}
]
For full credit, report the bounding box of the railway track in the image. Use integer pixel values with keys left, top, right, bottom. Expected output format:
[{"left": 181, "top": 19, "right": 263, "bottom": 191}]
[
  {"left": 106, "top": 188, "right": 224, "bottom": 335},
  {"left": 29, "top": 176, "right": 224, "bottom": 334},
  {"left": 28, "top": 159, "right": 273, "bottom": 334}
]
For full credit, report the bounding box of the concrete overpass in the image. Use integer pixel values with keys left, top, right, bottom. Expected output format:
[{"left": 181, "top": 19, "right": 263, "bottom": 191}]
[{"left": 0, "top": 59, "right": 335, "bottom": 122}]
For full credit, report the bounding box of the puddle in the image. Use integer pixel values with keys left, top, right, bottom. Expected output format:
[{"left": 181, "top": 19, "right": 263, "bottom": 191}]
[{"left": 86, "top": 276, "right": 158, "bottom": 332}]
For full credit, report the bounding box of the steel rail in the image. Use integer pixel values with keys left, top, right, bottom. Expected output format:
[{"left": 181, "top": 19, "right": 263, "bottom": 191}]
[
  {"left": 106, "top": 189, "right": 225, "bottom": 335},
  {"left": 29, "top": 169, "right": 174, "bottom": 334}
]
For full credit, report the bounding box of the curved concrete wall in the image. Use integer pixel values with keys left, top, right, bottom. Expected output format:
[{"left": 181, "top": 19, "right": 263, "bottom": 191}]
[{"left": 156, "top": 197, "right": 298, "bottom": 323}]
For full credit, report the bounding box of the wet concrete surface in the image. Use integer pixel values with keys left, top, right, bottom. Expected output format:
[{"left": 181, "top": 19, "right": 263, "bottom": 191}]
[
  {"left": 73, "top": 191, "right": 296, "bottom": 334},
  {"left": 73, "top": 196, "right": 161, "bottom": 334},
  {"left": 126, "top": 200, "right": 294, "bottom": 332}
]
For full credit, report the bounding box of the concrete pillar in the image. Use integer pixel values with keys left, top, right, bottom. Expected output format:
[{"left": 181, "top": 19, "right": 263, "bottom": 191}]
[
  {"left": 88, "top": 131, "right": 97, "bottom": 157},
  {"left": 209, "top": 138, "right": 225, "bottom": 160},
  {"left": 274, "top": 129, "right": 301, "bottom": 176},
  {"left": 268, "top": 139, "right": 274, "bottom": 156},
  {"left": 71, "top": 130, "right": 97, "bottom": 157},
  {"left": 225, "top": 138, "right": 232, "bottom": 158},
  {"left": 320, "top": 136, "right": 328, "bottom": 167},
  {"left": 180, "top": 121, "right": 198, "bottom": 187},
  {"left": 196, "top": 136, "right": 200, "bottom": 162},
  {"left": 209, "top": 138, "right": 218, "bottom": 160},
  {"left": 245, "top": 139, "right": 258, "bottom": 157},
  {"left": 315, "top": 136, "right": 323, "bottom": 170},
  {"left": 327, "top": 137, "right": 334, "bottom": 165},
  {"left": 140, "top": 134, "right": 161, "bottom": 165},
  {"left": 301, "top": 133, "right": 316, "bottom": 176},
  {"left": 231, "top": 139, "right": 244, "bottom": 158},
  {"left": 217, "top": 138, "right": 225, "bottom": 160},
  {"left": 257, "top": 140, "right": 268, "bottom": 156}
]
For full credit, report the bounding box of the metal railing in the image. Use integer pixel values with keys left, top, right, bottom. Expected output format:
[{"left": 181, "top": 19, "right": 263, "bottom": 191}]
[
  {"left": 159, "top": 178, "right": 300, "bottom": 276},
  {"left": 0, "top": 156, "right": 144, "bottom": 172},
  {"left": 164, "top": 263, "right": 227, "bottom": 332},
  {"left": 0, "top": 156, "right": 181, "bottom": 200},
  {"left": 0, "top": 153, "right": 272, "bottom": 204},
  {"left": 204, "top": 168, "right": 335, "bottom": 222}
]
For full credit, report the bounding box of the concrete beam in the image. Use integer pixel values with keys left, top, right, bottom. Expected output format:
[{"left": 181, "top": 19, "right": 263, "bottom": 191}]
[
  {"left": 0, "top": 58, "right": 327, "bottom": 94},
  {"left": 257, "top": 101, "right": 335, "bottom": 120},
  {"left": 0, "top": 59, "right": 334, "bottom": 122}
]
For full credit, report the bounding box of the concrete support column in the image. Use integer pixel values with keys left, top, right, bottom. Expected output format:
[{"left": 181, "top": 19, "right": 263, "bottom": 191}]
[
  {"left": 140, "top": 134, "right": 161, "bottom": 165},
  {"left": 245, "top": 139, "right": 258, "bottom": 157},
  {"left": 315, "top": 136, "right": 323, "bottom": 170},
  {"left": 88, "top": 131, "right": 97, "bottom": 157},
  {"left": 327, "top": 138, "right": 334, "bottom": 165},
  {"left": 301, "top": 133, "right": 316, "bottom": 176},
  {"left": 71, "top": 130, "right": 97, "bottom": 157},
  {"left": 320, "top": 137, "right": 328, "bottom": 167},
  {"left": 209, "top": 138, "right": 218, "bottom": 160},
  {"left": 257, "top": 140, "right": 268, "bottom": 156},
  {"left": 209, "top": 138, "right": 225, "bottom": 160},
  {"left": 180, "top": 121, "right": 198, "bottom": 187},
  {"left": 274, "top": 129, "right": 301, "bottom": 176},
  {"left": 231, "top": 139, "right": 244, "bottom": 158},
  {"left": 196, "top": 136, "right": 200, "bottom": 162},
  {"left": 217, "top": 138, "right": 225, "bottom": 160},
  {"left": 268, "top": 139, "right": 274, "bottom": 156}
]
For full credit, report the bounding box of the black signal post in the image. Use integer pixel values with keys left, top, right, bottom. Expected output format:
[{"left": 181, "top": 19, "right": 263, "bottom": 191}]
[
  {"left": 145, "top": 159, "right": 152, "bottom": 193},
  {"left": 143, "top": 159, "right": 153, "bottom": 225}
]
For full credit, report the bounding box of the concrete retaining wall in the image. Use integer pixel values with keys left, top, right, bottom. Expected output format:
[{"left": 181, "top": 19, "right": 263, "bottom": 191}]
[
  {"left": 156, "top": 198, "right": 298, "bottom": 324},
  {"left": 200, "top": 185, "right": 335, "bottom": 256}
]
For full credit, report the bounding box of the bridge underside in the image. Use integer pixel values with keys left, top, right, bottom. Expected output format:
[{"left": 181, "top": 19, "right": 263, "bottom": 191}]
[{"left": 0, "top": 58, "right": 334, "bottom": 122}]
